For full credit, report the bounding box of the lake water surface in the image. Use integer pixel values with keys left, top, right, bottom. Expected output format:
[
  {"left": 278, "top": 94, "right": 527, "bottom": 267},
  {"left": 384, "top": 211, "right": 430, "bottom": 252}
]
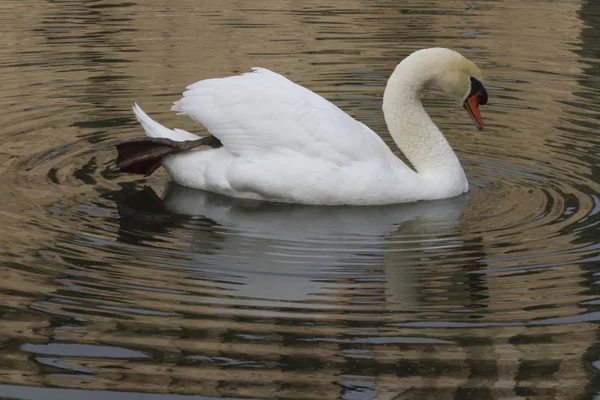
[{"left": 2, "top": 0, "right": 600, "bottom": 399}]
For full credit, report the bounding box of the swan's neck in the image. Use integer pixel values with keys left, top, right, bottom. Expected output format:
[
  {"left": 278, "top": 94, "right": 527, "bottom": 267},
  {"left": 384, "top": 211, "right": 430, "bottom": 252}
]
[{"left": 383, "top": 60, "right": 467, "bottom": 195}]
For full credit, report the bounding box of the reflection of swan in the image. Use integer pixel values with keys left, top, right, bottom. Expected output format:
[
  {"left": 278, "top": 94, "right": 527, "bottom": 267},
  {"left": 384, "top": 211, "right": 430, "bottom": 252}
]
[
  {"left": 154, "top": 183, "right": 467, "bottom": 307},
  {"left": 116, "top": 48, "right": 487, "bottom": 205}
]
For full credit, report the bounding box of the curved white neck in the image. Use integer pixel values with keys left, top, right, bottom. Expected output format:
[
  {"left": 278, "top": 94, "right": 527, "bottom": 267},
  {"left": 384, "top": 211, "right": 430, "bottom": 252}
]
[{"left": 382, "top": 58, "right": 468, "bottom": 196}]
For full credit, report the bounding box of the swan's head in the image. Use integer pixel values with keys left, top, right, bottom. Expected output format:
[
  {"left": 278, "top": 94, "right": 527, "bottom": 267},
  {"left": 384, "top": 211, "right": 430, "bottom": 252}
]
[
  {"left": 395, "top": 48, "right": 488, "bottom": 130},
  {"left": 428, "top": 48, "right": 488, "bottom": 130}
]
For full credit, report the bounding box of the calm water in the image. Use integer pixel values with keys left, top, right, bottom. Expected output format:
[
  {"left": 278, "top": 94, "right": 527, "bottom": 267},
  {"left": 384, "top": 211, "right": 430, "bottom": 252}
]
[{"left": 2, "top": 0, "right": 600, "bottom": 399}]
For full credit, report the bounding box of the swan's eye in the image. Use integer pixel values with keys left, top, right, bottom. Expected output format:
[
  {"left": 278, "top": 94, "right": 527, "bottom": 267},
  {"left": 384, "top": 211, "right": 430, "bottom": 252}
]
[{"left": 469, "top": 77, "right": 488, "bottom": 106}]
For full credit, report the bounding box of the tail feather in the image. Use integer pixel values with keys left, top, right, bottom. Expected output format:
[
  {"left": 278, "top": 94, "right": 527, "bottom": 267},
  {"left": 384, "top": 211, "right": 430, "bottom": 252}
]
[{"left": 133, "top": 103, "right": 199, "bottom": 141}]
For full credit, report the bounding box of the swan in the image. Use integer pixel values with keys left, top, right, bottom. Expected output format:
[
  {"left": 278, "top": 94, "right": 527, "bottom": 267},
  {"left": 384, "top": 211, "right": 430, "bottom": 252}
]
[{"left": 116, "top": 48, "right": 488, "bottom": 205}]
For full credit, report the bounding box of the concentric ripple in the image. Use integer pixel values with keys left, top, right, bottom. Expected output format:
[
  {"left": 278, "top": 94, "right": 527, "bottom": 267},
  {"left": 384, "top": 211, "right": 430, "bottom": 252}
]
[{"left": 2, "top": 0, "right": 600, "bottom": 399}]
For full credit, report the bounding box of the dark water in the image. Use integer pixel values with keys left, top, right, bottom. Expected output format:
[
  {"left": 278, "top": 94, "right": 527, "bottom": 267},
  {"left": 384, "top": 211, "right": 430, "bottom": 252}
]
[{"left": 2, "top": 0, "right": 600, "bottom": 399}]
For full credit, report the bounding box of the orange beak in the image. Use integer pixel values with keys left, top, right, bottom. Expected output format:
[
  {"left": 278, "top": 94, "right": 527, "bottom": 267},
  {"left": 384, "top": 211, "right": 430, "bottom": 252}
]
[{"left": 463, "top": 91, "right": 484, "bottom": 131}]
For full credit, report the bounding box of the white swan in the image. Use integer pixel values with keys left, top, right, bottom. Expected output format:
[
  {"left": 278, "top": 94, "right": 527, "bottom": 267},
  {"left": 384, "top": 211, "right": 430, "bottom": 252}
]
[{"left": 116, "top": 48, "right": 488, "bottom": 205}]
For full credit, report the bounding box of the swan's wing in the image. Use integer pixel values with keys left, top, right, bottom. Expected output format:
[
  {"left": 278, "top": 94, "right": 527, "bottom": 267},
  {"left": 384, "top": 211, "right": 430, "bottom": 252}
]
[{"left": 171, "top": 68, "right": 391, "bottom": 162}]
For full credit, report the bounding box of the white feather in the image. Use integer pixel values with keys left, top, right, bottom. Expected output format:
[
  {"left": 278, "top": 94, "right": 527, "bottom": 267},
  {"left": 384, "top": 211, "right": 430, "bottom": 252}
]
[
  {"left": 172, "top": 68, "right": 392, "bottom": 162},
  {"left": 133, "top": 103, "right": 199, "bottom": 142}
]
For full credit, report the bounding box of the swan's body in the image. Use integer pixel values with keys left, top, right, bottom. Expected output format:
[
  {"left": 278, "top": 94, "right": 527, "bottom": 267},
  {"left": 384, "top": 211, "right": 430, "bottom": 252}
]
[{"left": 120, "top": 48, "right": 487, "bottom": 205}]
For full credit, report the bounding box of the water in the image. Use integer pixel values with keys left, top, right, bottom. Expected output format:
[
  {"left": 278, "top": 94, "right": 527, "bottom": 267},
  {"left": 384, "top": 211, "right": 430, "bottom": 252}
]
[{"left": 1, "top": 0, "right": 600, "bottom": 399}]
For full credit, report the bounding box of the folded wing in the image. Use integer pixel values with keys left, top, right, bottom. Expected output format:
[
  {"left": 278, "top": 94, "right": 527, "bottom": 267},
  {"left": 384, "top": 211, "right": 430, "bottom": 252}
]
[{"left": 171, "top": 68, "right": 391, "bottom": 164}]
